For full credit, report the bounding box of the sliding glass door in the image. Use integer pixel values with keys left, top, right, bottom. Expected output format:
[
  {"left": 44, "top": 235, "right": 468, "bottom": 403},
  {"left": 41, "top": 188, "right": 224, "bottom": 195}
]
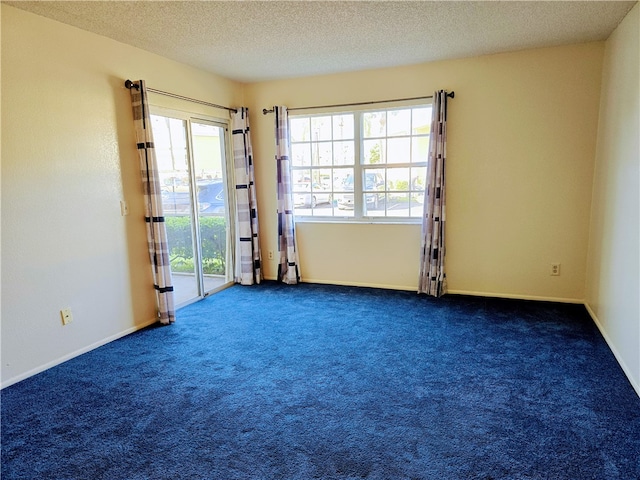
[{"left": 151, "top": 111, "right": 233, "bottom": 306}]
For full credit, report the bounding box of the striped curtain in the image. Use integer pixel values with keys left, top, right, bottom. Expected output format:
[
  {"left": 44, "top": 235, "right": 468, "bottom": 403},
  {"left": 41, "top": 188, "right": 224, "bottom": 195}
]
[
  {"left": 129, "top": 80, "right": 175, "bottom": 324},
  {"left": 232, "top": 107, "right": 262, "bottom": 285},
  {"left": 418, "top": 90, "right": 449, "bottom": 297},
  {"left": 274, "top": 106, "right": 300, "bottom": 284}
]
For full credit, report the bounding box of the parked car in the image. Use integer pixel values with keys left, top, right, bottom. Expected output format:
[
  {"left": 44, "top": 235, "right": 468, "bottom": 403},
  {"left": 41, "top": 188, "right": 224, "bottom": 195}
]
[
  {"left": 162, "top": 180, "right": 226, "bottom": 215},
  {"left": 293, "top": 182, "right": 332, "bottom": 208},
  {"left": 337, "top": 172, "right": 385, "bottom": 210},
  {"left": 197, "top": 181, "right": 227, "bottom": 214}
]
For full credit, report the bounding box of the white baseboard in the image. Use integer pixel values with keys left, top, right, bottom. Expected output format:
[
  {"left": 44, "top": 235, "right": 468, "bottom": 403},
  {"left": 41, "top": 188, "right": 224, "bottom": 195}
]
[
  {"left": 1, "top": 317, "right": 159, "bottom": 390},
  {"left": 299, "top": 278, "right": 416, "bottom": 292},
  {"left": 447, "top": 289, "right": 583, "bottom": 304},
  {"left": 267, "top": 279, "right": 586, "bottom": 303},
  {"left": 584, "top": 303, "right": 640, "bottom": 398}
]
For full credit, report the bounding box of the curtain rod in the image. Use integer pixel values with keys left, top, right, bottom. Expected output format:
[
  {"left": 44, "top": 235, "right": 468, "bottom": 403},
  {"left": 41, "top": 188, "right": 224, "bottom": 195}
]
[
  {"left": 261, "top": 91, "right": 454, "bottom": 115},
  {"left": 124, "top": 80, "right": 237, "bottom": 113}
]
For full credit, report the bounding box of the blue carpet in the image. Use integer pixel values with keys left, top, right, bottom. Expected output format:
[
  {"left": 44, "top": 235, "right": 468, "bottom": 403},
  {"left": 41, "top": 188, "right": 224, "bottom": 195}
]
[{"left": 2, "top": 282, "right": 639, "bottom": 479}]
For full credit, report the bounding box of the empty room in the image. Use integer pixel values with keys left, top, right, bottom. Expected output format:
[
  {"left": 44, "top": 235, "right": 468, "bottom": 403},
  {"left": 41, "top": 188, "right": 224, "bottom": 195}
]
[{"left": 1, "top": 1, "right": 639, "bottom": 479}]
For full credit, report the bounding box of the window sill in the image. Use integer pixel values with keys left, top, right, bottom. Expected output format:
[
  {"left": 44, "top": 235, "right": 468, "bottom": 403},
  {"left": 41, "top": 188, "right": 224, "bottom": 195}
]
[{"left": 293, "top": 216, "right": 423, "bottom": 226}]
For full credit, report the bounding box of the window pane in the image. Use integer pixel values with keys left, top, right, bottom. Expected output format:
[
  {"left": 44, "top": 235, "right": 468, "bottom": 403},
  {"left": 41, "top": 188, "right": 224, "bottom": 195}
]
[
  {"left": 311, "top": 116, "right": 332, "bottom": 141},
  {"left": 293, "top": 170, "right": 333, "bottom": 212},
  {"left": 314, "top": 168, "right": 332, "bottom": 189},
  {"left": 313, "top": 204, "right": 334, "bottom": 216},
  {"left": 332, "top": 114, "right": 354, "bottom": 140},
  {"left": 363, "top": 193, "right": 385, "bottom": 216},
  {"left": 152, "top": 116, "right": 188, "bottom": 172},
  {"left": 151, "top": 116, "right": 171, "bottom": 149},
  {"left": 410, "top": 167, "right": 426, "bottom": 191},
  {"left": 411, "top": 136, "right": 429, "bottom": 163},
  {"left": 387, "top": 109, "right": 411, "bottom": 136},
  {"left": 363, "top": 139, "right": 385, "bottom": 165},
  {"left": 387, "top": 193, "right": 410, "bottom": 217},
  {"left": 363, "top": 111, "right": 386, "bottom": 138},
  {"left": 290, "top": 117, "right": 310, "bottom": 142},
  {"left": 312, "top": 142, "right": 332, "bottom": 166},
  {"left": 292, "top": 181, "right": 310, "bottom": 193},
  {"left": 293, "top": 178, "right": 313, "bottom": 214},
  {"left": 364, "top": 168, "right": 385, "bottom": 192},
  {"left": 293, "top": 169, "right": 311, "bottom": 185},
  {"left": 387, "top": 138, "right": 411, "bottom": 164},
  {"left": 192, "top": 121, "right": 225, "bottom": 182},
  {"left": 292, "top": 143, "right": 311, "bottom": 166},
  {"left": 387, "top": 167, "right": 411, "bottom": 191},
  {"left": 412, "top": 107, "right": 431, "bottom": 135},
  {"left": 311, "top": 173, "right": 333, "bottom": 216},
  {"left": 335, "top": 168, "right": 356, "bottom": 212},
  {"left": 333, "top": 168, "right": 354, "bottom": 192},
  {"left": 334, "top": 141, "right": 354, "bottom": 166},
  {"left": 410, "top": 193, "right": 425, "bottom": 217}
]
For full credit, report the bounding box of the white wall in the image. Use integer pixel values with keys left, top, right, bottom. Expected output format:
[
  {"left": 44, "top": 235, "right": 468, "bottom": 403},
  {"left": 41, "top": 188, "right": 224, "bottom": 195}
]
[
  {"left": 246, "top": 43, "right": 604, "bottom": 300},
  {"left": 585, "top": 4, "right": 640, "bottom": 395},
  {"left": 1, "top": 5, "right": 243, "bottom": 387}
]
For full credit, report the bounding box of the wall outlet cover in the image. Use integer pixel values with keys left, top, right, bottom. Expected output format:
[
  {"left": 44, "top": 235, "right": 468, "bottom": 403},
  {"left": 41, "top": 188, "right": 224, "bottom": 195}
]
[{"left": 60, "top": 308, "right": 73, "bottom": 325}]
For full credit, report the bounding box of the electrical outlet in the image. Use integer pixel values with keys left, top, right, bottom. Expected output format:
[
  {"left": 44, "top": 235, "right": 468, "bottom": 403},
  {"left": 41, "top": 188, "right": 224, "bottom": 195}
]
[
  {"left": 60, "top": 308, "right": 73, "bottom": 325},
  {"left": 268, "top": 250, "right": 274, "bottom": 260},
  {"left": 120, "top": 200, "right": 129, "bottom": 216},
  {"left": 550, "top": 263, "right": 561, "bottom": 276}
]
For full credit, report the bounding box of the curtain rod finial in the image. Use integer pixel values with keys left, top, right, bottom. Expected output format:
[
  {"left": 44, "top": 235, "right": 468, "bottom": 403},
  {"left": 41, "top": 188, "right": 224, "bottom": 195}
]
[
  {"left": 124, "top": 79, "right": 139, "bottom": 90},
  {"left": 447, "top": 91, "right": 455, "bottom": 99}
]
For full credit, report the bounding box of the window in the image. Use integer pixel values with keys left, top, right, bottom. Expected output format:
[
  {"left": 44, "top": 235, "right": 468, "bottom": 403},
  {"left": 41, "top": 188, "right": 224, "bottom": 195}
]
[{"left": 290, "top": 104, "right": 432, "bottom": 222}]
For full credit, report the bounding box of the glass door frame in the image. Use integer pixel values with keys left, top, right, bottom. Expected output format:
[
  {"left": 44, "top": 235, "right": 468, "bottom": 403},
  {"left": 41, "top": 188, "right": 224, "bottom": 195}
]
[{"left": 151, "top": 106, "right": 235, "bottom": 307}]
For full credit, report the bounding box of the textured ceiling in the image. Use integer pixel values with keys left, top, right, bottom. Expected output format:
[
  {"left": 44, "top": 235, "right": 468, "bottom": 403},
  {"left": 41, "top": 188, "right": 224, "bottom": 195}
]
[{"left": 5, "top": 1, "right": 637, "bottom": 83}]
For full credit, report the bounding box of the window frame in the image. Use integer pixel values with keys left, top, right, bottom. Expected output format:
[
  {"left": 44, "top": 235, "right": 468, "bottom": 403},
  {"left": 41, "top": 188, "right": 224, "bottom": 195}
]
[{"left": 289, "top": 101, "right": 432, "bottom": 224}]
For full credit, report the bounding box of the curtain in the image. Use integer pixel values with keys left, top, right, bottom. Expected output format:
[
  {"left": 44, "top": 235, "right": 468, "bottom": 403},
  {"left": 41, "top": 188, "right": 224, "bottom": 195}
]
[
  {"left": 274, "top": 106, "right": 300, "bottom": 284},
  {"left": 129, "top": 80, "right": 175, "bottom": 324},
  {"left": 418, "top": 90, "right": 449, "bottom": 297},
  {"left": 232, "top": 107, "right": 262, "bottom": 285}
]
